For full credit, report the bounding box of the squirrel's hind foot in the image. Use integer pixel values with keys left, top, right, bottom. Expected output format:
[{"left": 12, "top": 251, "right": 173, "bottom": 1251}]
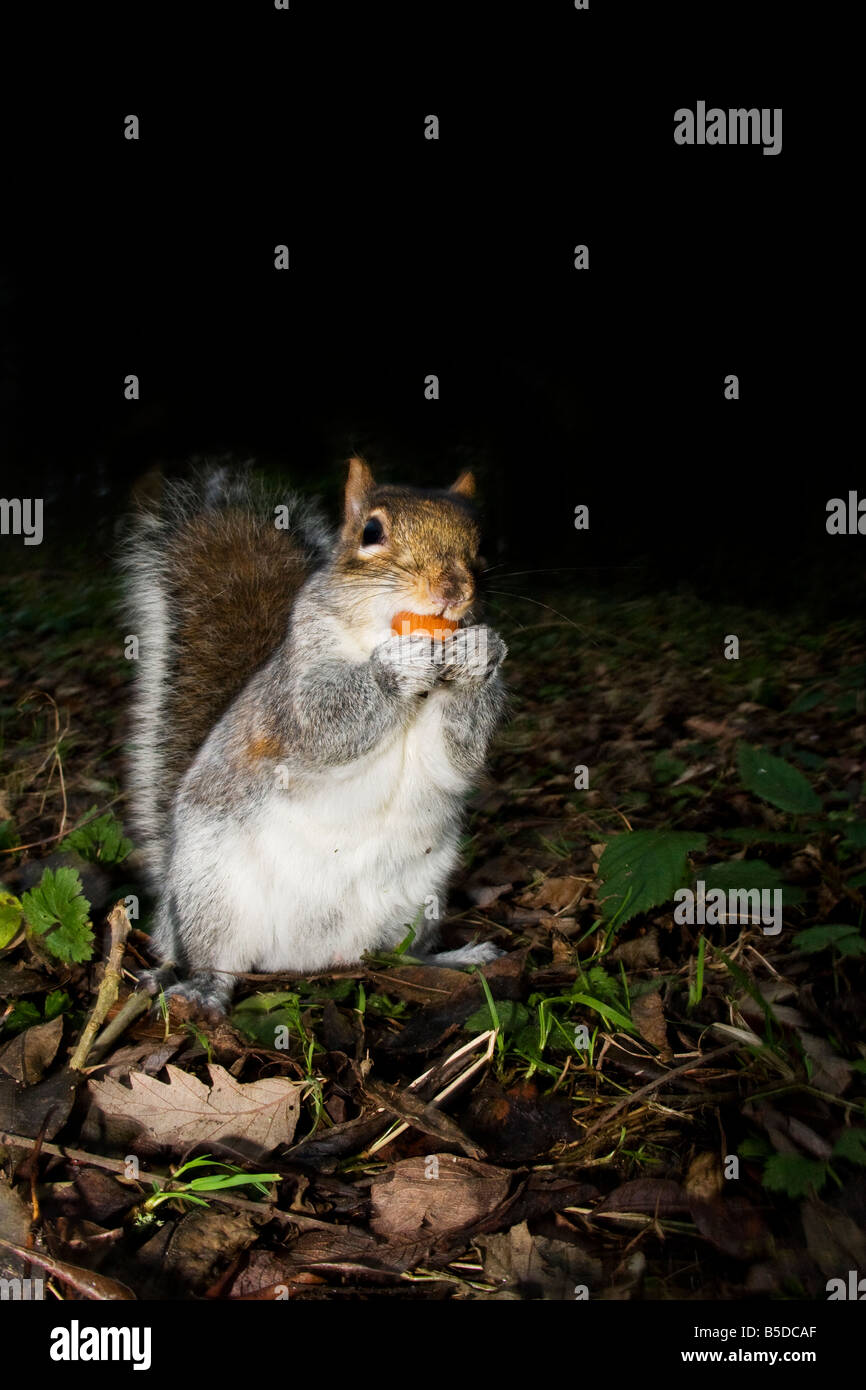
[{"left": 138, "top": 967, "right": 231, "bottom": 1021}]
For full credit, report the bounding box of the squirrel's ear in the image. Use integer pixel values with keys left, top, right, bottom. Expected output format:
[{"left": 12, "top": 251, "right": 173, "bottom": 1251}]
[
  {"left": 449, "top": 470, "right": 476, "bottom": 499},
  {"left": 343, "top": 457, "right": 376, "bottom": 533}
]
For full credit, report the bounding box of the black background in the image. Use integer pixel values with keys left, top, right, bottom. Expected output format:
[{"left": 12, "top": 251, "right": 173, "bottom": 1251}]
[{"left": 1, "top": 3, "right": 855, "bottom": 613}]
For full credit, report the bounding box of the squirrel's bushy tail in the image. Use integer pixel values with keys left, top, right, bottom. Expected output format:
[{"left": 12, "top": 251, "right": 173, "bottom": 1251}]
[{"left": 121, "top": 462, "right": 332, "bottom": 887}]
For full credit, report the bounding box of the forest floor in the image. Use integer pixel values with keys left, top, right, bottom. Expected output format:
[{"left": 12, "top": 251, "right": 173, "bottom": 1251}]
[{"left": 1, "top": 560, "right": 865, "bottom": 1301}]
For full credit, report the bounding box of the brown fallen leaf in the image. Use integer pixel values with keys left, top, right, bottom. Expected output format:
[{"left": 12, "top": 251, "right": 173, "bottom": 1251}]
[
  {"left": 801, "top": 1196, "right": 866, "bottom": 1278},
  {"left": 369, "top": 1154, "right": 511, "bottom": 1239},
  {"left": 594, "top": 1179, "right": 689, "bottom": 1219},
  {"left": 630, "top": 991, "right": 670, "bottom": 1056},
  {"left": 0, "top": 964, "right": 48, "bottom": 998},
  {"left": 88, "top": 1063, "right": 301, "bottom": 1159},
  {"left": 610, "top": 929, "right": 660, "bottom": 970},
  {"left": 0, "top": 1014, "right": 64, "bottom": 1084},
  {"left": 0, "top": 1178, "right": 32, "bottom": 1283},
  {"left": 474, "top": 1220, "right": 602, "bottom": 1299},
  {"left": 0, "top": 1238, "right": 136, "bottom": 1300},
  {"left": 0, "top": 1067, "right": 80, "bottom": 1139},
  {"left": 518, "top": 875, "right": 585, "bottom": 914},
  {"left": 163, "top": 1209, "right": 264, "bottom": 1296}
]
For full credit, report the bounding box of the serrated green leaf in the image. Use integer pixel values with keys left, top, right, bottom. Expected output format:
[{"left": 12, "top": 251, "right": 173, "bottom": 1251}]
[
  {"left": 737, "top": 743, "right": 821, "bottom": 815},
  {"left": 21, "top": 866, "right": 94, "bottom": 963},
  {"left": 596, "top": 830, "right": 707, "bottom": 926},
  {"left": 44, "top": 989, "right": 72, "bottom": 1020},
  {"left": 762, "top": 1153, "right": 828, "bottom": 1198},
  {"left": 832, "top": 1129, "right": 866, "bottom": 1166},
  {"left": 62, "top": 810, "right": 132, "bottom": 865},
  {"left": 793, "top": 924, "right": 864, "bottom": 956},
  {"left": 0, "top": 890, "right": 23, "bottom": 950},
  {"left": 698, "top": 860, "right": 805, "bottom": 908}
]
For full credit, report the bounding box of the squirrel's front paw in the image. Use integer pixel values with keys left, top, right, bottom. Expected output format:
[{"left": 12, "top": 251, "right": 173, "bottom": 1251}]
[
  {"left": 439, "top": 625, "right": 507, "bottom": 684},
  {"left": 372, "top": 630, "right": 440, "bottom": 696}
]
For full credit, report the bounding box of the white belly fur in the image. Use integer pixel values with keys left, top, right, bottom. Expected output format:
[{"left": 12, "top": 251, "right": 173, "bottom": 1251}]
[{"left": 190, "top": 689, "right": 471, "bottom": 972}]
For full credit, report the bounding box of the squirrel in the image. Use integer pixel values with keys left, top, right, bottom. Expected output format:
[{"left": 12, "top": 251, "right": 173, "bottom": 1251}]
[{"left": 123, "top": 457, "right": 508, "bottom": 1016}]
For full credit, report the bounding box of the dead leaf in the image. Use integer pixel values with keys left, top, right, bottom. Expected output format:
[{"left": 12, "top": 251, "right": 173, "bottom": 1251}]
[
  {"left": 594, "top": 1179, "right": 689, "bottom": 1219},
  {"left": 88, "top": 1063, "right": 301, "bottom": 1158},
  {"left": 610, "top": 929, "right": 660, "bottom": 969},
  {"left": 474, "top": 1220, "right": 601, "bottom": 1299},
  {"left": 689, "top": 1194, "right": 771, "bottom": 1260},
  {"left": 519, "top": 876, "right": 585, "bottom": 913},
  {"left": 801, "top": 1196, "right": 866, "bottom": 1277},
  {"left": 0, "top": 1067, "right": 79, "bottom": 1139},
  {"left": 370, "top": 1154, "right": 511, "bottom": 1238},
  {"left": 0, "top": 1014, "right": 64, "bottom": 1084},
  {"left": 164, "top": 1209, "right": 263, "bottom": 1295},
  {"left": 0, "top": 1238, "right": 136, "bottom": 1300},
  {"left": 630, "top": 992, "right": 670, "bottom": 1055},
  {"left": 0, "top": 1178, "right": 32, "bottom": 1283}
]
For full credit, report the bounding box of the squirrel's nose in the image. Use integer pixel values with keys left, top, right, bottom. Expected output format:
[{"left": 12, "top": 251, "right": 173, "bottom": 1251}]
[{"left": 430, "top": 579, "right": 474, "bottom": 611}]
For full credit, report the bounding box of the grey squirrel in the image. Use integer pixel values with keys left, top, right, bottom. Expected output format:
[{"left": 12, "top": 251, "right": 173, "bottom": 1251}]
[{"left": 124, "top": 457, "right": 508, "bottom": 1016}]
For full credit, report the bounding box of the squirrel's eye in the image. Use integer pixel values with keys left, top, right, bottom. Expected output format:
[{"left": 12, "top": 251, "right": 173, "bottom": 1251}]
[{"left": 361, "top": 517, "right": 385, "bottom": 547}]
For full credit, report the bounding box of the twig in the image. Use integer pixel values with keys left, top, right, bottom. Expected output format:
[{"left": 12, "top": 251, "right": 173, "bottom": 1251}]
[
  {"left": 69, "top": 902, "right": 133, "bottom": 1071},
  {"left": 85, "top": 990, "right": 153, "bottom": 1065}
]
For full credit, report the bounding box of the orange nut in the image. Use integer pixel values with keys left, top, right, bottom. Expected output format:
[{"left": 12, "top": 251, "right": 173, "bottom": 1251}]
[{"left": 391, "top": 611, "right": 459, "bottom": 642}]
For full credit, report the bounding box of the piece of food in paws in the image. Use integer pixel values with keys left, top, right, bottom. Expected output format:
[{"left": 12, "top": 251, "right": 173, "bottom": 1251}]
[{"left": 391, "top": 611, "right": 459, "bottom": 642}]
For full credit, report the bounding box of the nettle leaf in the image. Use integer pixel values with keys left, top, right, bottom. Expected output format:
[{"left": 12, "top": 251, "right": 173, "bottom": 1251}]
[
  {"left": 698, "top": 860, "right": 805, "bottom": 908},
  {"left": 596, "top": 830, "right": 707, "bottom": 926},
  {"left": 793, "top": 924, "right": 866, "bottom": 958},
  {"left": 762, "top": 1154, "right": 828, "bottom": 1198},
  {"left": 0, "top": 890, "right": 23, "bottom": 950},
  {"left": 62, "top": 810, "right": 132, "bottom": 865},
  {"left": 21, "top": 867, "right": 95, "bottom": 964},
  {"left": 737, "top": 742, "right": 821, "bottom": 815}
]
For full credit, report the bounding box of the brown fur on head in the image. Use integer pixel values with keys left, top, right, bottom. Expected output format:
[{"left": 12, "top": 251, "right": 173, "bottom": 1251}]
[{"left": 335, "top": 457, "right": 482, "bottom": 622}]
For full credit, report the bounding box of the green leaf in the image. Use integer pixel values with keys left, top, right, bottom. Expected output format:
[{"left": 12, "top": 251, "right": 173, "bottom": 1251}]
[
  {"left": 4, "top": 1001, "right": 41, "bottom": 1034},
  {"left": 44, "top": 989, "right": 72, "bottom": 1020},
  {"left": 0, "top": 890, "right": 23, "bottom": 950},
  {"left": 714, "top": 828, "right": 806, "bottom": 846},
  {"left": 596, "top": 830, "right": 707, "bottom": 926},
  {"left": 570, "top": 993, "right": 636, "bottom": 1034},
  {"left": 832, "top": 1129, "right": 866, "bottom": 1166},
  {"left": 737, "top": 743, "right": 821, "bottom": 815},
  {"left": 464, "top": 1000, "right": 530, "bottom": 1037},
  {"left": 62, "top": 810, "right": 132, "bottom": 865},
  {"left": 762, "top": 1154, "right": 828, "bottom": 1198},
  {"left": 698, "top": 860, "right": 805, "bottom": 908},
  {"left": 0, "top": 821, "right": 19, "bottom": 852},
  {"left": 786, "top": 687, "right": 827, "bottom": 714},
  {"left": 738, "top": 1135, "right": 774, "bottom": 1159},
  {"left": 21, "top": 867, "right": 95, "bottom": 963},
  {"left": 793, "top": 924, "right": 865, "bottom": 957}
]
